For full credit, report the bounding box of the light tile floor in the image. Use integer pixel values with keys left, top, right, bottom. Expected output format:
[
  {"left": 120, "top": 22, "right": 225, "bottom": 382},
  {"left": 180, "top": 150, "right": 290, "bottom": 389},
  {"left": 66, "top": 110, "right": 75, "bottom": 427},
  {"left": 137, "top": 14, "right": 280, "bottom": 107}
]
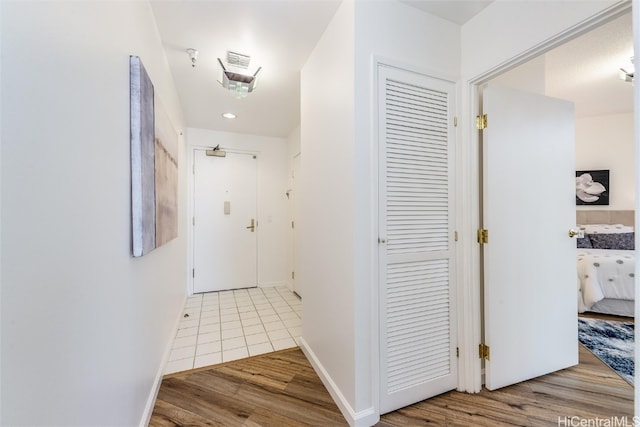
[{"left": 164, "top": 286, "right": 302, "bottom": 375}]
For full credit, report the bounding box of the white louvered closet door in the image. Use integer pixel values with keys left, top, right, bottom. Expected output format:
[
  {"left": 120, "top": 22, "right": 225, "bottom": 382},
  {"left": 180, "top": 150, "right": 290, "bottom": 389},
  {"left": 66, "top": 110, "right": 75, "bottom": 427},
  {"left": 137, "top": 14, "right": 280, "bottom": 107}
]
[{"left": 378, "top": 65, "right": 457, "bottom": 414}]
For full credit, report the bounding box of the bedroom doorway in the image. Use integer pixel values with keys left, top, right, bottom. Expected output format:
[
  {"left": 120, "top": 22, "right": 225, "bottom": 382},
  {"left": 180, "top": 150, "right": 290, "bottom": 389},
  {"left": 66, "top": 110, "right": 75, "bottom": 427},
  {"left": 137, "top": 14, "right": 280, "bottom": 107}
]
[{"left": 476, "top": 8, "right": 635, "bottom": 391}]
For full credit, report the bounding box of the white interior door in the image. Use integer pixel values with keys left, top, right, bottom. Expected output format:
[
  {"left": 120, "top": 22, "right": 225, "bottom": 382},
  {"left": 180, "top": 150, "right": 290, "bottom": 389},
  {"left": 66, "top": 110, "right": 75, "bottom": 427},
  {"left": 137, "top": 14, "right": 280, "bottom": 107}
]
[
  {"left": 378, "top": 65, "right": 457, "bottom": 414},
  {"left": 482, "top": 84, "right": 578, "bottom": 390},
  {"left": 291, "top": 153, "right": 301, "bottom": 297},
  {"left": 193, "top": 149, "right": 258, "bottom": 293}
]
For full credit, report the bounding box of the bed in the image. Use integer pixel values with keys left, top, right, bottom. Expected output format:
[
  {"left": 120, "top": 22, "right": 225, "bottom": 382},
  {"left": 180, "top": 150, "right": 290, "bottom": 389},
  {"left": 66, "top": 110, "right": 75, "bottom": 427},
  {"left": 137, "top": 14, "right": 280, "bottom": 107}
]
[{"left": 576, "top": 210, "right": 635, "bottom": 317}]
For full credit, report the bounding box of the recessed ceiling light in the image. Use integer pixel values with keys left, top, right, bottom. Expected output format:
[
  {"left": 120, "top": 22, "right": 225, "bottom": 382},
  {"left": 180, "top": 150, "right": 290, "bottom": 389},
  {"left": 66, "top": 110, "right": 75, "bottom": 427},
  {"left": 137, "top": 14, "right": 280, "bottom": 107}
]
[{"left": 222, "top": 112, "right": 236, "bottom": 119}]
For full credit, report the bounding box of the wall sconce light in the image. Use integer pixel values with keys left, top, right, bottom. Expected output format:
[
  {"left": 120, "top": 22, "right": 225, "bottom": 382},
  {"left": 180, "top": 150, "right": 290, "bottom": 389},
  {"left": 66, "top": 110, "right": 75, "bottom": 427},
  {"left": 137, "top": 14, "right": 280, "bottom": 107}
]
[{"left": 217, "top": 51, "right": 262, "bottom": 99}]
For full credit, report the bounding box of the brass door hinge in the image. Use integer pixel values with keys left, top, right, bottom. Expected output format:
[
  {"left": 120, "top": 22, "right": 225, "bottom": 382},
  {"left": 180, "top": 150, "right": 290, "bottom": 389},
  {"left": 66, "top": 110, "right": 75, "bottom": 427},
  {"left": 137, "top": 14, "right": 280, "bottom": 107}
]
[
  {"left": 456, "top": 347, "right": 459, "bottom": 358},
  {"left": 477, "top": 229, "right": 489, "bottom": 244},
  {"left": 476, "top": 114, "right": 487, "bottom": 130},
  {"left": 453, "top": 116, "right": 458, "bottom": 127},
  {"left": 454, "top": 231, "right": 458, "bottom": 242},
  {"left": 479, "top": 343, "right": 490, "bottom": 360},
  {"left": 292, "top": 271, "right": 295, "bottom": 280}
]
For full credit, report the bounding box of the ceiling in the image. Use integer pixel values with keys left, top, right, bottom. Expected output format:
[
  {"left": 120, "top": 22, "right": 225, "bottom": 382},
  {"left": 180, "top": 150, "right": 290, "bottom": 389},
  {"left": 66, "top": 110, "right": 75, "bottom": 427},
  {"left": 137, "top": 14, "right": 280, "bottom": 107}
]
[
  {"left": 399, "top": 0, "right": 493, "bottom": 25},
  {"left": 150, "top": 0, "right": 341, "bottom": 138},
  {"left": 150, "top": 1, "right": 633, "bottom": 139},
  {"left": 544, "top": 12, "right": 634, "bottom": 118}
]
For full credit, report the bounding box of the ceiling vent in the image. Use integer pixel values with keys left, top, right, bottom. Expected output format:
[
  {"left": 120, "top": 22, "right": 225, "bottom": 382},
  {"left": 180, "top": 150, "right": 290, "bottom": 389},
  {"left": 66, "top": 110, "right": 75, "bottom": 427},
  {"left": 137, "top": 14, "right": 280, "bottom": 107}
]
[{"left": 226, "top": 51, "right": 251, "bottom": 69}]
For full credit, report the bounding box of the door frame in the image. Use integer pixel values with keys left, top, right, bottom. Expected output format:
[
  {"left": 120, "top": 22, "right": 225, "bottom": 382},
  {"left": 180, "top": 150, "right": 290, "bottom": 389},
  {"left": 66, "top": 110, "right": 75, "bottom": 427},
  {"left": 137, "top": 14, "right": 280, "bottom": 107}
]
[
  {"left": 456, "top": 2, "right": 633, "bottom": 393},
  {"left": 290, "top": 152, "right": 301, "bottom": 296},
  {"left": 187, "top": 143, "right": 260, "bottom": 296}
]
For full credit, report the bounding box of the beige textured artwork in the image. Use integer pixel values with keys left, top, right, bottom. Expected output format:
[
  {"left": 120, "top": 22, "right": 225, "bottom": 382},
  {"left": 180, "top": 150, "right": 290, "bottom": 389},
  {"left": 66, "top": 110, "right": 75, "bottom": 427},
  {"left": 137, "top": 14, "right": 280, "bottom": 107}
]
[
  {"left": 130, "top": 56, "right": 156, "bottom": 257},
  {"left": 154, "top": 98, "right": 179, "bottom": 247}
]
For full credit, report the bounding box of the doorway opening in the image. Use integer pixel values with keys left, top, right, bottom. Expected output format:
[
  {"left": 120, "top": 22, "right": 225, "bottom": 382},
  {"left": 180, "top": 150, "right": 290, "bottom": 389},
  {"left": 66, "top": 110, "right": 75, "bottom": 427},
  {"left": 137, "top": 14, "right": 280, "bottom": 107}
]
[{"left": 471, "top": 7, "right": 635, "bottom": 392}]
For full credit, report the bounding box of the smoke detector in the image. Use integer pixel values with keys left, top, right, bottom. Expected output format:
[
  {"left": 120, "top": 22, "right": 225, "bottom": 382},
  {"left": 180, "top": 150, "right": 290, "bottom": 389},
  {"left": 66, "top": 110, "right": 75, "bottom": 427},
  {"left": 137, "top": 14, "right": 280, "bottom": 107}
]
[{"left": 186, "top": 48, "right": 198, "bottom": 67}]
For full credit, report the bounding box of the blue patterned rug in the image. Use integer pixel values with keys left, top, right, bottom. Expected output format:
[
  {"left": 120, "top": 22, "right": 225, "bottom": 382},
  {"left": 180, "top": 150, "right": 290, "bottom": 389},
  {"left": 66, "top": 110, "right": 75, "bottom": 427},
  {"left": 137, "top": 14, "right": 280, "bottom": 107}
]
[{"left": 578, "top": 317, "right": 634, "bottom": 385}]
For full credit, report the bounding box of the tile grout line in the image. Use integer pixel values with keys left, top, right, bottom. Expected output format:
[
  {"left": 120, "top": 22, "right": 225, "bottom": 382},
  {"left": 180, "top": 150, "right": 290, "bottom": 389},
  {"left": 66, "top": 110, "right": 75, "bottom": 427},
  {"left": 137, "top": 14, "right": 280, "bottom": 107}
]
[
  {"left": 217, "top": 292, "right": 225, "bottom": 361},
  {"left": 264, "top": 287, "right": 295, "bottom": 346},
  {"left": 192, "top": 293, "right": 205, "bottom": 369},
  {"left": 261, "top": 289, "right": 284, "bottom": 347},
  {"left": 196, "top": 293, "right": 212, "bottom": 367},
  {"left": 249, "top": 289, "right": 271, "bottom": 356},
  {"left": 259, "top": 288, "right": 279, "bottom": 353},
  {"left": 220, "top": 291, "right": 233, "bottom": 361},
  {"left": 248, "top": 288, "right": 274, "bottom": 356},
  {"left": 235, "top": 289, "right": 251, "bottom": 359}
]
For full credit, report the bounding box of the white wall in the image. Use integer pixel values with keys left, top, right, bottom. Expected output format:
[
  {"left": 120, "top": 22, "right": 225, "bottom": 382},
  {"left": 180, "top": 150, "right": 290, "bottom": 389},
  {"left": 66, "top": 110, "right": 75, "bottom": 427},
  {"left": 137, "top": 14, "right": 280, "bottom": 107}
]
[
  {"left": 300, "top": 0, "right": 460, "bottom": 424},
  {"left": 1, "top": 1, "right": 187, "bottom": 425},
  {"left": 299, "top": 0, "right": 357, "bottom": 419},
  {"left": 187, "top": 128, "right": 290, "bottom": 288},
  {"left": 576, "top": 113, "right": 635, "bottom": 210}
]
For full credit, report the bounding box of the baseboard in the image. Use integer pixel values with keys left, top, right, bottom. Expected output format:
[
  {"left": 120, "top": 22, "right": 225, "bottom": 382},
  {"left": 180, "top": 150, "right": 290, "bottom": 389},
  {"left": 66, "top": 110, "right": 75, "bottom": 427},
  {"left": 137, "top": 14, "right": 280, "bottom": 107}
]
[
  {"left": 298, "top": 337, "right": 379, "bottom": 427},
  {"left": 138, "top": 294, "right": 187, "bottom": 427},
  {"left": 258, "top": 281, "right": 288, "bottom": 288}
]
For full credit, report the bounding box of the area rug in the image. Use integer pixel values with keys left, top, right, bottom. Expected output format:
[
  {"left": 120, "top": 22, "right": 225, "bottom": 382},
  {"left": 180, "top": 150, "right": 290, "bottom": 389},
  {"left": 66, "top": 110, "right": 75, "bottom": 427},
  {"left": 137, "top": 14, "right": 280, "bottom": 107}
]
[{"left": 578, "top": 317, "right": 634, "bottom": 385}]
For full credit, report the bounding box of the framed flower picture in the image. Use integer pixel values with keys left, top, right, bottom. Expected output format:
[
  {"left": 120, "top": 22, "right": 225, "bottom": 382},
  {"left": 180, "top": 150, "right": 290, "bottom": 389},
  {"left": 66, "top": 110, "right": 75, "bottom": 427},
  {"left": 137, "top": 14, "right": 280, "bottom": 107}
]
[{"left": 576, "top": 169, "right": 609, "bottom": 205}]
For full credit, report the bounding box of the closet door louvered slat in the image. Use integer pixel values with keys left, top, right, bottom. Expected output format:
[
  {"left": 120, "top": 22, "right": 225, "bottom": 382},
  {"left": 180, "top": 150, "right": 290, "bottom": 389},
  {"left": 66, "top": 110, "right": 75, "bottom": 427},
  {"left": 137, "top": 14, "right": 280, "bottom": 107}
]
[{"left": 379, "top": 66, "right": 457, "bottom": 414}]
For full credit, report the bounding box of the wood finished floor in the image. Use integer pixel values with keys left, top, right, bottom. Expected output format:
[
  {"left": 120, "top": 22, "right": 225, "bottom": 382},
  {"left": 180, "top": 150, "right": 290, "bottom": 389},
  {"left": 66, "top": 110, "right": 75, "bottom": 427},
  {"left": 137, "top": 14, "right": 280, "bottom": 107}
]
[{"left": 150, "top": 344, "right": 633, "bottom": 427}]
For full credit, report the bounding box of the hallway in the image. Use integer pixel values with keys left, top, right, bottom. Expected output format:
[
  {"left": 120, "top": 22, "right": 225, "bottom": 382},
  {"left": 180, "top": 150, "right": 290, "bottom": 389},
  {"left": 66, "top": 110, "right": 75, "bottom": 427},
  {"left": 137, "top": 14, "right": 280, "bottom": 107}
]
[{"left": 164, "top": 286, "right": 302, "bottom": 374}]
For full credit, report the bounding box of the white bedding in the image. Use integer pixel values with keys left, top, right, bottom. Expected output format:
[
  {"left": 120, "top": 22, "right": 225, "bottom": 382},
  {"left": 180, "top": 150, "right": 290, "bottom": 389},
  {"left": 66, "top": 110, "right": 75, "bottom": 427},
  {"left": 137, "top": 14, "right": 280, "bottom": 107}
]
[{"left": 577, "top": 248, "right": 635, "bottom": 312}]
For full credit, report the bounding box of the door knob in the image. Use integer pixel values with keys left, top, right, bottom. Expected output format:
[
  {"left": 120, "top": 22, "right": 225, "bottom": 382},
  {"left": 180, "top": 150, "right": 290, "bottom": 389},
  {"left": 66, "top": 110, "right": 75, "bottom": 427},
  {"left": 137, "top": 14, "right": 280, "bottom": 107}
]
[
  {"left": 568, "top": 229, "right": 578, "bottom": 238},
  {"left": 246, "top": 218, "right": 255, "bottom": 232}
]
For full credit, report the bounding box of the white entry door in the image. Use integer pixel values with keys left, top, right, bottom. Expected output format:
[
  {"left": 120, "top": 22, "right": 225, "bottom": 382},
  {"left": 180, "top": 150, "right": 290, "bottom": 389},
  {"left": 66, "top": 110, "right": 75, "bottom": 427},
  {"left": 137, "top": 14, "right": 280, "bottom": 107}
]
[
  {"left": 378, "top": 65, "right": 457, "bottom": 414},
  {"left": 193, "top": 149, "right": 258, "bottom": 293},
  {"left": 482, "top": 84, "right": 578, "bottom": 390}
]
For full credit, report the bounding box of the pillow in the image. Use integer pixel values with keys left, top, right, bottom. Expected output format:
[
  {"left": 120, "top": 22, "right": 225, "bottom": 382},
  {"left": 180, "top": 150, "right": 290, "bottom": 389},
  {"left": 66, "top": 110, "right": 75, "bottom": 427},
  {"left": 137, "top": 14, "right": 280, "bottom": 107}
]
[
  {"left": 578, "top": 224, "right": 634, "bottom": 234},
  {"left": 588, "top": 232, "right": 635, "bottom": 250},
  {"left": 576, "top": 236, "right": 592, "bottom": 248}
]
